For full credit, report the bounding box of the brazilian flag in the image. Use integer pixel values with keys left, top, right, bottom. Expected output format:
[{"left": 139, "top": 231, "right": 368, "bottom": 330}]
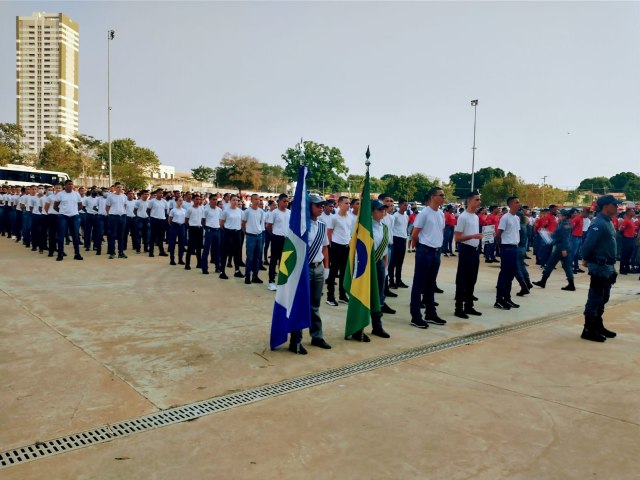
[{"left": 343, "top": 170, "right": 380, "bottom": 338}]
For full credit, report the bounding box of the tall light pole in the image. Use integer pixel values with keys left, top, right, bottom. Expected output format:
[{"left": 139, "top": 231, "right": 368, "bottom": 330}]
[
  {"left": 470, "top": 99, "right": 479, "bottom": 192},
  {"left": 541, "top": 175, "right": 548, "bottom": 207},
  {"left": 107, "top": 29, "right": 115, "bottom": 186}
]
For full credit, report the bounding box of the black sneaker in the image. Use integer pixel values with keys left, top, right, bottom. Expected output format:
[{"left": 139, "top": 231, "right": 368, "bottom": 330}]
[
  {"left": 244, "top": 277, "right": 251, "bottom": 285},
  {"left": 234, "top": 270, "right": 244, "bottom": 278},
  {"left": 259, "top": 265, "right": 267, "bottom": 271},
  {"left": 73, "top": 254, "right": 83, "bottom": 261},
  {"left": 381, "top": 303, "right": 396, "bottom": 314},
  {"left": 159, "top": 252, "right": 168, "bottom": 257},
  {"left": 504, "top": 299, "right": 520, "bottom": 308},
  {"left": 389, "top": 282, "right": 398, "bottom": 289},
  {"left": 326, "top": 298, "right": 338, "bottom": 307},
  {"left": 397, "top": 281, "right": 409, "bottom": 288},
  {"left": 310, "top": 337, "right": 332, "bottom": 349},
  {"left": 494, "top": 300, "right": 511, "bottom": 310},
  {"left": 118, "top": 253, "right": 127, "bottom": 259},
  {"left": 435, "top": 287, "right": 444, "bottom": 294},
  {"left": 56, "top": 255, "right": 63, "bottom": 262},
  {"left": 410, "top": 318, "right": 428, "bottom": 329},
  {"left": 385, "top": 289, "right": 398, "bottom": 298},
  {"left": 371, "top": 327, "right": 391, "bottom": 338},
  {"left": 219, "top": 272, "right": 229, "bottom": 280},
  {"left": 348, "top": 331, "right": 370, "bottom": 342},
  {"left": 464, "top": 307, "right": 482, "bottom": 316},
  {"left": 252, "top": 276, "right": 263, "bottom": 284},
  {"left": 170, "top": 260, "right": 176, "bottom": 266},
  {"left": 338, "top": 295, "right": 349, "bottom": 304},
  {"left": 426, "top": 315, "right": 447, "bottom": 325},
  {"left": 202, "top": 270, "right": 209, "bottom": 275},
  {"left": 454, "top": 310, "right": 469, "bottom": 319},
  {"left": 109, "top": 254, "right": 116, "bottom": 259},
  {"left": 185, "top": 265, "right": 191, "bottom": 270}
]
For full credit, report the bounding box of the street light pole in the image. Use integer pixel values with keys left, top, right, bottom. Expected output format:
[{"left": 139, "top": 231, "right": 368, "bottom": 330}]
[
  {"left": 541, "top": 175, "right": 548, "bottom": 207},
  {"left": 107, "top": 30, "right": 115, "bottom": 186},
  {"left": 470, "top": 99, "right": 479, "bottom": 192}
]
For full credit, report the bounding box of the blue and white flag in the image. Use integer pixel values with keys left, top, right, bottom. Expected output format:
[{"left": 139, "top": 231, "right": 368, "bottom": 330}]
[{"left": 269, "top": 165, "right": 310, "bottom": 349}]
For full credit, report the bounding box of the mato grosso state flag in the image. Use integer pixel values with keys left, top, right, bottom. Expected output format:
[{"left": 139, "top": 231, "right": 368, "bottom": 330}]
[
  {"left": 343, "top": 168, "right": 380, "bottom": 338},
  {"left": 269, "top": 166, "right": 311, "bottom": 349}
]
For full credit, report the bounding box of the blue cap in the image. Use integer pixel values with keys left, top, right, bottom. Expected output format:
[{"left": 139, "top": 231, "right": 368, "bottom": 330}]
[
  {"left": 596, "top": 195, "right": 622, "bottom": 208},
  {"left": 370, "top": 200, "right": 386, "bottom": 210}
]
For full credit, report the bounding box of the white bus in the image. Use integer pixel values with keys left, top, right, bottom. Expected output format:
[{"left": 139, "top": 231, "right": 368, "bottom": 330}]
[{"left": 0, "top": 164, "right": 70, "bottom": 187}]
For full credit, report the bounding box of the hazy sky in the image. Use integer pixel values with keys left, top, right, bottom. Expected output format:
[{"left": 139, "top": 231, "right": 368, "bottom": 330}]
[{"left": 1, "top": 1, "right": 639, "bottom": 189}]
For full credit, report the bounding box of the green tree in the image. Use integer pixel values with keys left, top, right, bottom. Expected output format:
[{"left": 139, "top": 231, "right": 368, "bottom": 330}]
[
  {"left": 191, "top": 165, "right": 216, "bottom": 183},
  {"left": 0, "top": 123, "right": 25, "bottom": 165},
  {"left": 38, "top": 133, "right": 82, "bottom": 178},
  {"left": 260, "top": 163, "right": 289, "bottom": 192},
  {"left": 578, "top": 176, "right": 611, "bottom": 195},
  {"left": 97, "top": 138, "right": 160, "bottom": 189},
  {"left": 215, "top": 153, "right": 262, "bottom": 192},
  {"left": 410, "top": 173, "right": 439, "bottom": 203},
  {"left": 609, "top": 172, "right": 640, "bottom": 191},
  {"left": 282, "top": 140, "right": 348, "bottom": 194},
  {"left": 382, "top": 175, "right": 417, "bottom": 201},
  {"left": 449, "top": 167, "right": 505, "bottom": 198},
  {"left": 624, "top": 177, "right": 640, "bottom": 201},
  {"left": 70, "top": 134, "right": 102, "bottom": 179}
]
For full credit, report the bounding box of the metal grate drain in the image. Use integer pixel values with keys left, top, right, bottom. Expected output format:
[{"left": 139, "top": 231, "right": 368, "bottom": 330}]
[{"left": 0, "top": 310, "right": 571, "bottom": 469}]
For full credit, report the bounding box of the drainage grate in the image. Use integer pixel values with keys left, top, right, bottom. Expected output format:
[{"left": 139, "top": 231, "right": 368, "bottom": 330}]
[{"left": 0, "top": 311, "right": 570, "bottom": 469}]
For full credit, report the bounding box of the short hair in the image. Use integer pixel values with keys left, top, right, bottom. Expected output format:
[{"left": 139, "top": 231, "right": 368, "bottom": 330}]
[
  {"left": 506, "top": 196, "right": 519, "bottom": 205},
  {"left": 378, "top": 192, "right": 391, "bottom": 201},
  {"left": 466, "top": 190, "right": 480, "bottom": 199},
  {"left": 268, "top": 200, "right": 275, "bottom": 206},
  {"left": 277, "top": 193, "right": 288, "bottom": 201},
  {"left": 398, "top": 198, "right": 407, "bottom": 204},
  {"left": 338, "top": 196, "right": 349, "bottom": 203},
  {"left": 64, "top": 179, "right": 73, "bottom": 186},
  {"left": 351, "top": 198, "right": 360, "bottom": 204}
]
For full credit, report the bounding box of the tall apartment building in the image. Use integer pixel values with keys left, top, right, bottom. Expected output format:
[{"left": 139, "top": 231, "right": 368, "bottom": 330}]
[{"left": 16, "top": 12, "right": 79, "bottom": 154}]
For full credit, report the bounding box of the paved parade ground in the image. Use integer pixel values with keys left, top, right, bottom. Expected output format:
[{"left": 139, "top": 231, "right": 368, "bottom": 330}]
[{"left": 1, "top": 238, "right": 639, "bottom": 479}]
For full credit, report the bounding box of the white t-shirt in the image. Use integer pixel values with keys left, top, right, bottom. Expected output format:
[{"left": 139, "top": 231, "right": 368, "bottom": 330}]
[
  {"left": 45, "top": 194, "right": 58, "bottom": 215},
  {"left": 392, "top": 211, "right": 408, "bottom": 239},
  {"left": 97, "top": 197, "right": 108, "bottom": 215},
  {"left": 221, "top": 207, "right": 241, "bottom": 230},
  {"left": 242, "top": 207, "right": 265, "bottom": 235},
  {"left": 169, "top": 207, "right": 186, "bottom": 225},
  {"left": 31, "top": 195, "right": 43, "bottom": 215},
  {"left": 413, "top": 207, "right": 445, "bottom": 248},
  {"left": 148, "top": 198, "right": 168, "bottom": 220},
  {"left": 308, "top": 219, "right": 330, "bottom": 264},
  {"left": 498, "top": 212, "right": 520, "bottom": 245},
  {"left": 84, "top": 196, "right": 99, "bottom": 215},
  {"left": 455, "top": 211, "right": 480, "bottom": 247},
  {"left": 54, "top": 190, "right": 82, "bottom": 217},
  {"left": 106, "top": 193, "right": 127, "bottom": 215},
  {"left": 125, "top": 199, "right": 137, "bottom": 217},
  {"left": 328, "top": 212, "right": 353, "bottom": 245},
  {"left": 135, "top": 199, "right": 150, "bottom": 218},
  {"left": 582, "top": 217, "right": 591, "bottom": 232},
  {"left": 203, "top": 205, "right": 221, "bottom": 228},
  {"left": 319, "top": 212, "right": 333, "bottom": 225},
  {"left": 269, "top": 208, "right": 291, "bottom": 236},
  {"left": 186, "top": 205, "right": 204, "bottom": 226}
]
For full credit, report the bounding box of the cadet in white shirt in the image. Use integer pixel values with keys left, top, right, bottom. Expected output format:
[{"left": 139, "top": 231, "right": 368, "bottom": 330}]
[
  {"left": 241, "top": 193, "right": 265, "bottom": 284},
  {"left": 267, "top": 194, "right": 291, "bottom": 291},
  {"left": 123, "top": 190, "right": 137, "bottom": 252},
  {"left": 185, "top": 195, "right": 204, "bottom": 270},
  {"left": 95, "top": 189, "right": 109, "bottom": 255},
  {"left": 219, "top": 195, "right": 243, "bottom": 279},
  {"left": 167, "top": 197, "right": 187, "bottom": 265},
  {"left": 263, "top": 200, "right": 277, "bottom": 265},
  {"left": 147, "top": 189, "right": 168, "bottom": 257},
  {"left": 201, "top": 195, "right": 222, "bottom": 274},
  {"left": 495, "top": 196, "right": 522, "bottom": 310},
  {"left": 326, "top": 196, "right": 353, "bottom": 306},
  {"left": 52, "top": 180, "right": 83, "bottom": 261},
  {"left": 409, "top": 187, "right": 447, "bottom": 328},
  {"left": 30, "top": 187, "right": 46, "bottom": 253},
  {"left": 389, "top": 199, "right": 409, "bottom": 289},
  {"left": 105, "top": 183, "right": 128, "bottom": 259},
  {"left": 133, "top": 190, "right": 151, "bottom": 253},
  {"left": 45, "top": 184, "right": 62, "bottom": 257},
  {"left": 453, "top": 191, "right": 484, "bottom": 318}
]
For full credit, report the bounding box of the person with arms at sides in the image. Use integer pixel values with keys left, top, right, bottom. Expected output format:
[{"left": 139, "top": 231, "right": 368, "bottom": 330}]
[
  {"left": 147, "top": 189, "right": 168, "bottom": 258},
  {"left": 453, "top": 191, "right": 484, "bottom": 319},
  {"left": 495, "top": 196, "right": 521, "bottom": 310},
  {"left": 389, "top": 199, "right": 409, "bottom": 289},
  {"left": 123, "top": 190, "right": 137, "bottom": 253},
  {"left": 442, "top": 205, "right": 457, "bottom": 257},
  {"left": 200, "top": 194, "right": 222, "bottom": 275},
  {"left": 569, "top": 208, "right": 584, "bottom": 274},
  {"left": 44, "top": 184, "right": 62, "bottom": 257},
  {"left": 96, "top": 189, "right": 109, "bottom": 256},
  {"left": 618, "top": 208, "right": 637, "bottom": 275},
  {"left": 267, "top": 194, "right": 291, "bottom": 291},
  {"left": 515, "top": 210, "right": 534, "bottom": 297},
  {"left": 167, "top": 197, "right": 187, "bottom": 266},
  {"left": 133, "top": 190, "right": 151, "bottom": 254},
  {"left": 52, "top": 180, "right": 83, "bottom": 261},
  {"left": 219, "top": 195, "right": 243, "bottom": 280},
  {"left": 184, "top": 195, "right": 204, "bottom": 271},
  {"left": 83, "top": 188, "right": 99, "bottom": 253},
  {"left": 532, "top": 209, "right": 576, "bottom": 291},
  {"left": 263, "top": 199, "right": 277, "bottom": 265},
  {"left": 409, "top": 187, "right": 447, "bottom": 329},
  {"left": 241, "top": 193, "right": 266, "bottom": 285},
  {"left": 105, "top": 182, "right": 128, "bottom": 259},
  {"left": 325, "top": 196, "right": 353, "bottom": 306}
]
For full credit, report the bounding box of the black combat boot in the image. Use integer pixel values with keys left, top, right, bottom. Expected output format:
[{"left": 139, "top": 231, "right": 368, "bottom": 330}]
[{"left": 581, "top": 316, "right": 606, "bottom": 342}]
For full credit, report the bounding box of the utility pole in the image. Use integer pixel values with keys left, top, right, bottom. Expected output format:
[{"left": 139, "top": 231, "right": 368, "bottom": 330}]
[{"left": 541, "top": 175, "right": 548, "bottom": 207}]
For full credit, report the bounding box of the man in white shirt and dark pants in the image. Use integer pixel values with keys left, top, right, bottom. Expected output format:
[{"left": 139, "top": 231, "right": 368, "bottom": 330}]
[
  {"left": 241, "top": 193, "right": 265, "bottom": 285},
  {"left": 200, "top": 194, "right": 222, "bottom": 275},
  {"left": 409, "top": 187, "right": 447, "bottom": 328},
  {"left": 184, "top": 195, "right": 204, "bottom": 270},
  {"left": 267, "top": 194, "right": 291, "bottom": 291},
  {"left": 105, "top": 182, "right": 128, "bottom": 259},
  {"left": 389, "top": 198, "right": 409, "bottom": 289},
  {"left": 52, "top": 180, "right": 83, "bottom": 261},
  {"left": 325, "top": 196, "right": 353, "bottom": 306},
  {"left": 495, "top": 196, "right": 522, "bottom": 310},
  {"left": 454, "top": 191, "right": 484, "bottom": 318}
]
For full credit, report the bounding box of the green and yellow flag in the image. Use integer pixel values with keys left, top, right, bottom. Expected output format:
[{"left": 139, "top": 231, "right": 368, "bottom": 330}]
[{"left": 343, "top": 169, "right": 380, "bottom": 338}]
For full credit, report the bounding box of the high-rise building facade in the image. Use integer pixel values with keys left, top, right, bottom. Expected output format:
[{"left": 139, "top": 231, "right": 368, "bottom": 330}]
[{"left": 16, "top": 12, "right": 79, "bottom": 154}]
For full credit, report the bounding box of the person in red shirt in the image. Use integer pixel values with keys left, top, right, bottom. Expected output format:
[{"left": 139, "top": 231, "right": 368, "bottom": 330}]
[
  {"left": 619, "top": 208, "right": 636, "bottom": 274},
  {"left": 442, "top": 205, "right": 457, "bottom": 256},
  {"left": 407, "top": 205, "right": 418, "bottom": 252},
  {"left": 569, "top": 209, "right": 584, "bottom": 273},
  {"left": 536, "top": 205, "right": 558, "bottom": 267},
  {"left": 483, "top": 206, "right": 499, "bottom": 263}
]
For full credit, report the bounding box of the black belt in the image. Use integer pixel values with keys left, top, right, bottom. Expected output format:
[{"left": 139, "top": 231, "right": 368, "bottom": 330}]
[
  {"left": 588, "top": 259, "right": 616, "bottom": 266},
  {"left": 501, "top": 244, "right": 517, "bottom": 248},
  {"left": 419, "top": 244, "right": 440, "bottom": 253},
  {"left": 309, "top": 261, "right": 322, "bottom": 269},
  {"left": 204, "top": 226, "right": 220, "bottom": 230},
  {"left": 245, "top": 232, "right": 262, "bottom": 237},
  {"left": 189, "top": 225, "right": 202, "bottom": 229}
]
